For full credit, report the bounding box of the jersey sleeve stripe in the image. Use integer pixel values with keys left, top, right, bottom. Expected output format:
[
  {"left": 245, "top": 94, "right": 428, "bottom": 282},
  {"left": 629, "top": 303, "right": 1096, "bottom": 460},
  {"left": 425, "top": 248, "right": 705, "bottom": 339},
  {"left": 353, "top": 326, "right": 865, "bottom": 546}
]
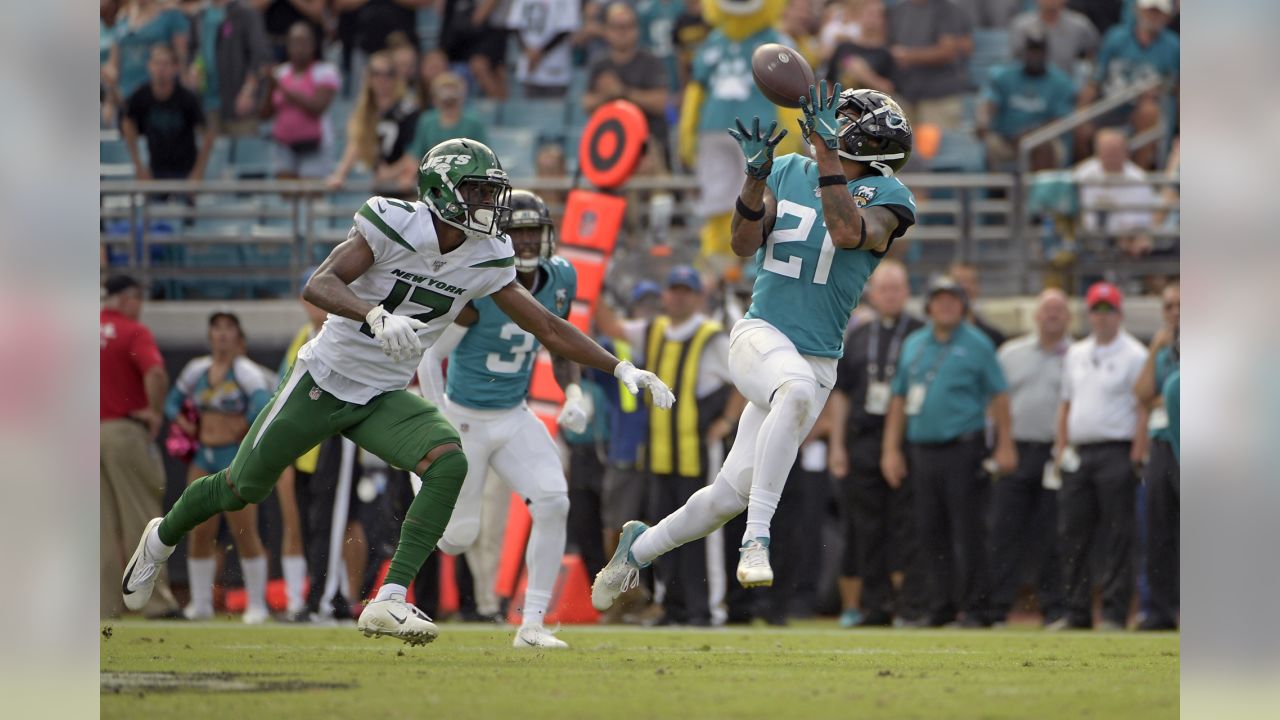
[
  {"left": 469, "top": 255, "right": 516, "bottom": 268},
  {"left": 358, "top": 202, "right": 415, "bottom": 252}
]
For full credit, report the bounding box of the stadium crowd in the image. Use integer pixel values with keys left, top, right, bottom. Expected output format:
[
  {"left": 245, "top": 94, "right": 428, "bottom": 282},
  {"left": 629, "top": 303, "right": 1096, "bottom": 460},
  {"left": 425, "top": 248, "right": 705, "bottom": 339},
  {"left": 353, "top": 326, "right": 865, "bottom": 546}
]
[{"left": 101, "top": 0, "right": 1180, "bottom": 630}]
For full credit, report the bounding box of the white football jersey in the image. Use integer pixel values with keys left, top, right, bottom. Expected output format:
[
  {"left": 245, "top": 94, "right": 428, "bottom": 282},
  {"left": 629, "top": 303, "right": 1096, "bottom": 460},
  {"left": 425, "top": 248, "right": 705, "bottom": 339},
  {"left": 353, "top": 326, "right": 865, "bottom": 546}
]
[{"left": 299, "top": 196, "right": 517, "bottom": 404}]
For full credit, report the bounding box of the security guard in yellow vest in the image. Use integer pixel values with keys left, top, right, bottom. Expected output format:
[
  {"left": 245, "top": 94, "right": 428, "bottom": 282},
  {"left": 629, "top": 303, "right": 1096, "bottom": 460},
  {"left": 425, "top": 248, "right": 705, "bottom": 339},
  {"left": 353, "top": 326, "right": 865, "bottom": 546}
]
[{"left": 597, "top": 267, "right": 742, "bottom": 625}]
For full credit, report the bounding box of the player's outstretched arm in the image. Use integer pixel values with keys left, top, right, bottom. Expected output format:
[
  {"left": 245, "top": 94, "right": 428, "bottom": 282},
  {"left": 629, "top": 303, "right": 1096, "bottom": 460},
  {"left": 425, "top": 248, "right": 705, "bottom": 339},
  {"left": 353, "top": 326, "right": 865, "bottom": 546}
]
[
  {"left": 491, "top": 282, "right": 675, "bottom": 409},
  {"left": 303, "top": 229, "right": 378, "bottom": 322}
]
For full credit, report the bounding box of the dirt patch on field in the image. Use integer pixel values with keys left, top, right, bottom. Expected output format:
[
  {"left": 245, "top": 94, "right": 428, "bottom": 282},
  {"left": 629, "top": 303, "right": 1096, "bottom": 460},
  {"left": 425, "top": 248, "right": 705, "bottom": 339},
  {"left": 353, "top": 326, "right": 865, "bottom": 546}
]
[{"left": 101, "top": 671, "right": 353, "bottom": 694}]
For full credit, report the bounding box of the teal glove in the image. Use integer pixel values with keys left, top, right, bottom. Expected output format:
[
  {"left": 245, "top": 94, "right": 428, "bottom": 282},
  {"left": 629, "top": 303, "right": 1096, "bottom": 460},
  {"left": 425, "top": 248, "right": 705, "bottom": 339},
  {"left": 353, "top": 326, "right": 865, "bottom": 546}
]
[
  {"left": 798, "top": 80, "right": 844, "bottom": 151},
  {"left": 728, "top": 116, "right": 788, "bottom": 179}
]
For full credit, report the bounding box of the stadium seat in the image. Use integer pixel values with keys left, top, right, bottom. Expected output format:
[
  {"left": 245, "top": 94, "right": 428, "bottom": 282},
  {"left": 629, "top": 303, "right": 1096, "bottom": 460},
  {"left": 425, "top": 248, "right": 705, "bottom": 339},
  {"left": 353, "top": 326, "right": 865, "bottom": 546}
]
[
  {"left": 499, "top": 97, "right": 572, "bottom": 144},
  {"left": 230, "top": 136, "right": 273, "bottom": 178},
  {"left": 970, "top": 29, "right": 1012, "bottom": 88},
  {"left": 471, "top": 98, "right": 501, "bottom": 126},
  {"left": 931, "top": 131, "right": 986, "bottom": 173},
  {"left": 487, "top": 127, "right": 536, "bottom": 178}
]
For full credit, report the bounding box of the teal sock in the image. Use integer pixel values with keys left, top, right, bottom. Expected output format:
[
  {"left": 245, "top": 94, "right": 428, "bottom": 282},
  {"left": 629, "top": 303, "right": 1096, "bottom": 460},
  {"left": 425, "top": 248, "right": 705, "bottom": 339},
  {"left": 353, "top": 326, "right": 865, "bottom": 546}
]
[
  {"left": 158, "top": 469, "right": 247, "bottom": 546},
  {"left": 384, "top": 450, "right": 468, "bottom": 587}
]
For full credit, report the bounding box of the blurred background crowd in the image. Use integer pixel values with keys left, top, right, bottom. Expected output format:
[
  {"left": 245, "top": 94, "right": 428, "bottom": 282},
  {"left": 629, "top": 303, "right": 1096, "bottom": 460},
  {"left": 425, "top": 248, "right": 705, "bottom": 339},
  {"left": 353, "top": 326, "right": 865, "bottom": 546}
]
[{"left": 100, "top": 0, "right": 1180, "bottom": 631}]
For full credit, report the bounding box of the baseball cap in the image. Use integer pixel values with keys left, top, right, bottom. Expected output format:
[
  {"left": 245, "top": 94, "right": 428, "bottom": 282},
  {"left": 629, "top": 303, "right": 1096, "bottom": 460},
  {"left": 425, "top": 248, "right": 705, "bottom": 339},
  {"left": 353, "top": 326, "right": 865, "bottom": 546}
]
[
  {"left": 103, "top": 274, "right": 142, "bottom": 297},
  {"left": 1136, "top": 0, "right": 1173, "bottom": 13},
  {"left": 1024, "top": 30, "right": 1048, "bottom": 51},
  {"left": 666, "top": 265, "right": 703, "bottom": 293},
  {"left": 630, "top": 280, "right": 661, "bottom": 305},
  {"left": 1085, "top": 281, "right": 1123, "bottom": 311},
  {"left": 926, "top": 274, "right": 968, "bottom": 305}
]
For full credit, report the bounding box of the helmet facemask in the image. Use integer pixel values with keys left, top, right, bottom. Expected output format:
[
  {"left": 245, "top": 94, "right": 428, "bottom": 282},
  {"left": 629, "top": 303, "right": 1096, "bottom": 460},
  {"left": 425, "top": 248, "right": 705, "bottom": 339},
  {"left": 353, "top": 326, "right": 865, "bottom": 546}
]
[
  {"left": 508, "top": 224, "right": 553, "bottom": 274},
  {"left": 418, "top": 139, "right": 513, "bottom": 240}
]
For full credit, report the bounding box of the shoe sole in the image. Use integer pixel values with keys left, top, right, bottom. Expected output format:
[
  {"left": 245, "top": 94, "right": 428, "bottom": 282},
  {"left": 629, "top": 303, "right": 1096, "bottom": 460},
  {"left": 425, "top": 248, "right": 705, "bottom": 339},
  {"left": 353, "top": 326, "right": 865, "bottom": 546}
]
[
  {"left": 737, "top": 576, "right": 774, "bottom": 589},
  {"left": 360, "top": 625, "right": 439, "bottom": 647},
  {"left": 591, "top": 521, "right": 646, "bottom": 611},
  {"left": 122, "top": 518, "right": 164, "bottom": 611}
]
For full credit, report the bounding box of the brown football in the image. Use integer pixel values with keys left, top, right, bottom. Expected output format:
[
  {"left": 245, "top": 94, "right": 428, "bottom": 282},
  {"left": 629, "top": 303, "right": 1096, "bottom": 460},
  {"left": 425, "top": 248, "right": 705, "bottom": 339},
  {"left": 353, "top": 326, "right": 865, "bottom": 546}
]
[{"left": 751, "top": 43, "right": 816, "bottom": 109}]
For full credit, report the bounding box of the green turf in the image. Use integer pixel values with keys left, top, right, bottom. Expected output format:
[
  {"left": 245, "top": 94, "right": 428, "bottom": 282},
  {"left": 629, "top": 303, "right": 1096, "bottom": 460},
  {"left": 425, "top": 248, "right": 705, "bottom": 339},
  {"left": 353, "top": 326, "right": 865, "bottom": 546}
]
[{"left": 100, "top": 620, "right": 1178, "bottom": 719}]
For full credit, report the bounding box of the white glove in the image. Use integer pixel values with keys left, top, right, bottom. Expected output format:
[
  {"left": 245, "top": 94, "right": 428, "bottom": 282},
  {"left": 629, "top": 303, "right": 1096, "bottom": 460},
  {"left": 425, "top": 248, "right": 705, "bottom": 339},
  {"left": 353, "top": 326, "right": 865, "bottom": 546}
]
[
  {"left": 365, "top": 305, "right": 427, "bottom": 362},
  {"left": 614, "top": 360, "right": 675, "bottom": 410},
  {"left": 557, "top": 383, "right": 593, "bottom": 434}
]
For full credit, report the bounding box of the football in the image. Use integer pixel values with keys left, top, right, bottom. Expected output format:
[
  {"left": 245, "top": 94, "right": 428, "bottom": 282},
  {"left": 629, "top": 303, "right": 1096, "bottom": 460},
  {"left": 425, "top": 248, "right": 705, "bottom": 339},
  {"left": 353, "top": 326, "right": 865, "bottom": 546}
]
[{"left": 751, "top": 43, "right": 816, "bottom": 109}]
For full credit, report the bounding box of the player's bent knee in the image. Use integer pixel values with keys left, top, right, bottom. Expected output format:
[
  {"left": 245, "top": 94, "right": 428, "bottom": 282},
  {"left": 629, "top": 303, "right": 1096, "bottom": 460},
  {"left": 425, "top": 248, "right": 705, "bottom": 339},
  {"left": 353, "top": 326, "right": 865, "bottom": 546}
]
[
  {"left": 224, "top": 468, "right": 271, "bottom": 507},
  {"left": 439, "top": 522, "right": 479, "bottom": 555},
  {"left": 529, "top": 493, "right": 570, "bottom": 523},
  {"left": 774, "top": 378, "right": 817, "bottom": 421},
  {"left": 415, "top": 442, "right": 464, "bottom": 476}
]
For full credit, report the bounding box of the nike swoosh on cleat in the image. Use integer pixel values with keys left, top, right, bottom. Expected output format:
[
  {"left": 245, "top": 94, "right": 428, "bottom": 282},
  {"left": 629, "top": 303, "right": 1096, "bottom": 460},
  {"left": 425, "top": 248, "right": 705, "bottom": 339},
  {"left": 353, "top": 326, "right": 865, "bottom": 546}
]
[
  {"left": 388, "top": 611, "right": 408, "bottom": 625},
  {"left": 121, "top": 560, "right": 137, "bottom": 595}
]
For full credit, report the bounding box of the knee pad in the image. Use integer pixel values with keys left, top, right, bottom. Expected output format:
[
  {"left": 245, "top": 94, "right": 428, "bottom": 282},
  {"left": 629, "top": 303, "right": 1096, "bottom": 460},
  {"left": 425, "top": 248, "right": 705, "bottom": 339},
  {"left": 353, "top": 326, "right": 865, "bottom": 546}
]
[
  {"left": 529, "top": 492, "right": 570, "bottom": 525},
  {"left": 774, "top": 378, "right": 818, "bottom": 425},
  {"left": 420, "top": 449, "right": 468, "bottom": 505},
  {"left": 226, "top": 469, "right": 271, "bottom": 507},
  {"left": 707, "top": 479, "right": 749, "bottom": 521}
]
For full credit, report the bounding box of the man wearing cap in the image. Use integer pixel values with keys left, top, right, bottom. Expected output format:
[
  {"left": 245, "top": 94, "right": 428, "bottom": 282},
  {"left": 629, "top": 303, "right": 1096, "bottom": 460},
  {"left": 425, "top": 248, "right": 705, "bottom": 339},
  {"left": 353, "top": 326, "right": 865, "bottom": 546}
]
[
  {"left": 988, "top": 288, "right": 1071, "bottom": 627},
  {"left": 881, "top": 275, "right": 1017, "bottom": 627},
  {"left": 100, "top": 275, "right": 181, "bottom": 618},
  {"left": 976, "top": 30, "right": 1077, "bottom": 172},
  {"left": 596, "top": 266, "right": 744, "bottom": 625},
  {"left": 1053, "top": 281, "right": 1148, "bottom": 630}
]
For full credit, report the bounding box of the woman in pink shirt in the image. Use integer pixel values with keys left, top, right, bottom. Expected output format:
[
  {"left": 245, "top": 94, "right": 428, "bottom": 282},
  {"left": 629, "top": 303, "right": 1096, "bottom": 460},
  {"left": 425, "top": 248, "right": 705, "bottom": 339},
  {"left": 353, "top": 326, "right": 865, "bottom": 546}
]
[{"left": 264, "top": 22, "right": 339, "bottom": 178}]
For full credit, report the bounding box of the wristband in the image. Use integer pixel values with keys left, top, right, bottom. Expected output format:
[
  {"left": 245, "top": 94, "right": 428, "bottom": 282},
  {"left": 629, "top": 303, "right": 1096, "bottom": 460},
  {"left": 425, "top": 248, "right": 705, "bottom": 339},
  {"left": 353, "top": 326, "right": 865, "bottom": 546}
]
[
  {"left": 818, "top": 174, "right": 846, "bottom": 188},
  {"left": 736, "top": 197, "right": 766, "bottom": 221}
]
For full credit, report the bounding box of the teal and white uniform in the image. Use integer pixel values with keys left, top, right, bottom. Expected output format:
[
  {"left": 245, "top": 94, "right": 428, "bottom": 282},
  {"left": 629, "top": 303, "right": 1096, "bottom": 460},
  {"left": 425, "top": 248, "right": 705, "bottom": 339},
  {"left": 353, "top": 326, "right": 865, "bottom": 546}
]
[
  {"left": 418, "top": 256, "right": 577, "bottom": 557},
  {"left": 165, "top": 355, "right": 275, "bottom": 472},
  {"left": 745, "top": 152, "right": 918, "bottom": 358},
  {"left": 447, "top": 255, "right": 578, "bottom": 410}
]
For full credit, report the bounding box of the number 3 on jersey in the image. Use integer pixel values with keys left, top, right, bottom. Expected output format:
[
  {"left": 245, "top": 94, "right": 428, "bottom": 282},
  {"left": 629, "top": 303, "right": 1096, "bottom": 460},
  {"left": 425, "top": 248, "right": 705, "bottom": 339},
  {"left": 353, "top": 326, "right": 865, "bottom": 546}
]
[
  {"left": 763, "top": 200, "right": 836, "bottom": 285},
  {"left": 359, "top": 279, "right": 455, "bottom": 337},
  {"left": 486, "top": 322, "right": 535, "bottom": 373}
]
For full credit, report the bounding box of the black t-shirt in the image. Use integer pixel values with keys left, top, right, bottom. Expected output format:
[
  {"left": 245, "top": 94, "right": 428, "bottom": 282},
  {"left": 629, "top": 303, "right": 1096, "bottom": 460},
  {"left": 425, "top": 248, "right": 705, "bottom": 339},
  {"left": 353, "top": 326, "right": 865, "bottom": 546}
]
[
  {"left": 588, "top": 49, "right": 669, "bottom": 135},
  {"left": 826, "top": 41, "right": 896, "bottom": 87},
  {"left": 377, "top": 98, "right": 422, "bottom": 166},
  {"left": 125, "top": 84, "right": 205, "bottom": 177},
  {"left": 835, "top": 313, "right": 925, "bottom": 444},
  {"left": 355, "top": 0, "right": 419, "bottom": 53},
  {"left": 263, "top": 0, "right": 323, "bottom": 59}
]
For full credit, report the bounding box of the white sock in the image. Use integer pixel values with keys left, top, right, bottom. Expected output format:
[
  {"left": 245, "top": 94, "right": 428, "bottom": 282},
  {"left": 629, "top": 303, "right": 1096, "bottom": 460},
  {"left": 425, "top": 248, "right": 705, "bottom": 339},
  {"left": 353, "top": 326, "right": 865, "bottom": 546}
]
[
  {"left": 241, "top": 555, "right": 269, "bottom": 613},
  {"left": 522, "top": 591, "right": 551, "bottom": 627},
  {"left": 374, "top": 583, "right": 407, "bottom": 602},
  {"left": 744, "top": 489, "right": 782, "bottom": 543},
  {"left": 632, "top": 476, "right": 747, "bottom": 566},
  {"left": 186, "top": 557, "right": 216, "bottom": 614},
  {"left": 523, "top": 498, "right": 567, "bottom": 628},
  {"left": 282, "top": 555, "right": 307, "bottom": 612},
  {"left": 146, "top": 525, "right": 175, "bottom": 560}
]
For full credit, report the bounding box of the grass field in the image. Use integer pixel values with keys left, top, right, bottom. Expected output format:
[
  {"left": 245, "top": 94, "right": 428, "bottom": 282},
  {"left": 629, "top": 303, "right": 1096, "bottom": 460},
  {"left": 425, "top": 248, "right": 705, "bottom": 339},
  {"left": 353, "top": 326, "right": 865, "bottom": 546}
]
[{"left": 101, "top": 620, "right": 1178, "bottom": 719}]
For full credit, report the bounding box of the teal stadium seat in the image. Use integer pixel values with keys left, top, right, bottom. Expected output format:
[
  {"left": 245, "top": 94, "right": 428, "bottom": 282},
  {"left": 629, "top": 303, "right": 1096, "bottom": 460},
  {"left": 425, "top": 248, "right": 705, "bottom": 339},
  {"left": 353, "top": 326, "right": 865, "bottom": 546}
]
[
  {"left": 230, "top": 136, "right": 273, "bottom": 178},
  {"left": 931, "top": 131, "right": 986, "bottom": 173},
  {"left": 487, "top": 127, "right": 536, "bottom": 178},
  {"left": 499, "top": 97, "right": 572, "bottom": 145},
  {"left": 970, "top": 29, "right": 1011, "bottom": 88}
]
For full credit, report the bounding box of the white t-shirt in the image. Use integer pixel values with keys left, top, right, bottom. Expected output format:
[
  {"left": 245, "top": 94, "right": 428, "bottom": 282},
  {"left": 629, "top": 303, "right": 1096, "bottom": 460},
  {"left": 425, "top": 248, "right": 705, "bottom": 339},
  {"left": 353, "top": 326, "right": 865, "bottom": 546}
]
[
  {"left": 1061, "top": 331, "right": 1148, "bottom": 444},
  {"left": 1074, "top": 157, "right": 1160, "bottom": 236},
  {"left": 299, "top": 197, "right": 517, "bottom": 404},
  {"left": 505, "top": 0, "right": 580, "bottom": 87},
  {"left": 622, "top": 313, "right": 732, "bottom": 399}
]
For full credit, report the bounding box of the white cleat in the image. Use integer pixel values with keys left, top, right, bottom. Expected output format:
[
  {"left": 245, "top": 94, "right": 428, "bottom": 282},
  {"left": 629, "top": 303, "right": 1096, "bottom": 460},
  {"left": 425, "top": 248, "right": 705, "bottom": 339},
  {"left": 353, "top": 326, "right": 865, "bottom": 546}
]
[
  {"left": 591, "top": 520, "right": 648, "bottom": 611},
  {"left": 357, "top": 595, "right": 439, "bottom": 646},
  {"left": 242, "top": 606, "right": 270, "bottom": 625},
  {"left": 182, "top": 604, "right": 214, "bottom": 621},
  {"left": 736, "top": 538, "right": 774, "bottom": 588},
  {"left": 513, "top": 624, "right": 569, "bottom": 649},
  {"left": 122, "top": 518, "right": 173, "bottom": 611}
]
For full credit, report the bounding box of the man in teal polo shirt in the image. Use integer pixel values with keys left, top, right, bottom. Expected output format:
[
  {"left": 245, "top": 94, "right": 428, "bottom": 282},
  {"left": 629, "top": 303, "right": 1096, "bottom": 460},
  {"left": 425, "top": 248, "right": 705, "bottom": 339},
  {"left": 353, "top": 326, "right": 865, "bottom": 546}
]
[{"left": 881, "top": 276, "right": 1017, "bottom": 627}]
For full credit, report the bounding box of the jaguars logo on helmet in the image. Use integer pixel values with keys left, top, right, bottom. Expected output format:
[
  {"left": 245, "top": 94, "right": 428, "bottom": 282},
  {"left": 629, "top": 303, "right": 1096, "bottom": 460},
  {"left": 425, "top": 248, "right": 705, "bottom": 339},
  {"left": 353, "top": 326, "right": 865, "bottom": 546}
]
[
  {"left": 834, "top": 89, "right": 913, "bottom": 176},
  {"left": 503, "top": 189, "right": 556, "bottom": 274},
  {"left": 418, "top": 138, "right": 513, "bottom": 239}
]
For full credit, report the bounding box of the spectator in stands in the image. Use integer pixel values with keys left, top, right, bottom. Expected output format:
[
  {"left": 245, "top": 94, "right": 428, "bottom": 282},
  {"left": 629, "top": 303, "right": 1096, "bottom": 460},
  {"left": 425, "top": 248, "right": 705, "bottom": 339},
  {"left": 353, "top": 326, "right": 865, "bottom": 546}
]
[
  {"left": 634, "top": 0, "right": 684, "bottom": 91},
  {"left": 101, "top": 275, "right": 181, "bottom": 619},
  {"left": 882, "top": 276, "right": 1017, "bottom": 627},
  {"left": 264, "top": 21, "right": 340, "bottom": 179},
  {"left": 948, "top": 261, "right": 1006, "bottom": 347},
  {"left": 415, "top": 48, "right": 450, "bottom": 110},
  {"left": 977, "top": 32, "right": 1076, "bottom": 172},
  {"left": 988, "top": 289, "right": 1070, "bottom": 627},
  {"left": 584, "top": 3, "right": 670, "bottom": 168},
  {"left": 405, "top": 72, "right": 489, "bottom": 164},
  {"left": 781, "top": 0, "right": 822, "bottom": 68},
  {"left": 1053, "top": 281, "right": 1148, "bottom": 630},
  {"left": 388, "top": 35, "right": 421, "bottom": 101},
  {"left": 104, "top": 0, "right": 191, "bottom": 109},
  {"left": 254, "top": 0, "right": 325, "bottom": 63},
  {"left": 670, "top": 0, "right": 710, "bottom": 91},
  {"left": 827, "top": 0, "right": 897, "bottom": 95},
  {"left": 439, "top": 0, "right": 509, "bottom": 99},
  {"left": 596, "top": 267, "right": 742, "bottom": 627},
  {"left": 1074, "top": 127, "right": 1161, "bottom": 257},
  {"left": 123, "top": 44, "right": 217, "bottom": 184},
  {"left": 1010, "top": 0, "right": 1101, "bottom": 77},
  {"left": 1073, "top": 0, "right": 1179, "bottom": 169},
  {"left": 327, "top": 50, "right": 421, "bottom": 191},
  {"left": 828, "top": 260, "right": 927, "bottom": 628},
  {"left": 955, "top": 0, "right": 1023, "bottom": 27},
  {"left": 1134, "top": 282, "right": 1179, "bottom": 630},
  {"left": 819, "top": 0, "right": 866, "bottom": 67},
  {"left": 1067, "top": 0, "right": 1123, "bottom": 37},
  {"left": 505, "top": 0, "right": 582, "bottom": 99},
  {"left": 534, "top": 141, "right": 569, "bottom": 212},
  {"left": 886, "top": 0, "right": 974, "bottom": 132},
  {"left": 189, "top": 0, "right": 272, "bottom": 137},
  {"left": 165, "top": 313, "right": 275, "bottom": 623}
]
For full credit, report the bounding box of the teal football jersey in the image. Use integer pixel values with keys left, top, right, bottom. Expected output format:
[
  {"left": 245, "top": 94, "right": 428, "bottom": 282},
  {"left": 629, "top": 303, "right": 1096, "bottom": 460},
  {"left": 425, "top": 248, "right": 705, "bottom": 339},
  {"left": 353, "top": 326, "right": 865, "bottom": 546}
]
[
  {"left": 692, "top": 27, "right": 787, "bottom": 135},
  {"left": 744, "top": 153, "right": 917, "bottom": 358},
  {"left": 447, "top": 256, "right": 578, "bottom": 410}
]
